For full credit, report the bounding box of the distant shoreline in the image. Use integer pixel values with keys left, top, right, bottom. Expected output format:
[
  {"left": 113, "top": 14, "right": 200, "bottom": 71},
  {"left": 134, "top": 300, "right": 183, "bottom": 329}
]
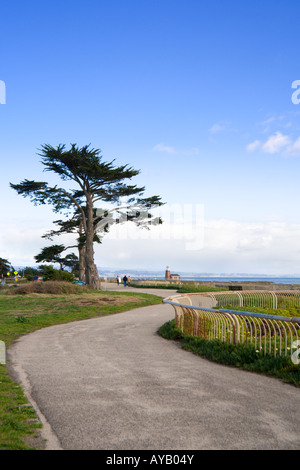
[
  {"left": 128, "top": 277, "right": 300, "bottom": 285},
  {"left": 104, "top": 277, "right": 300, "bottom": 291}
]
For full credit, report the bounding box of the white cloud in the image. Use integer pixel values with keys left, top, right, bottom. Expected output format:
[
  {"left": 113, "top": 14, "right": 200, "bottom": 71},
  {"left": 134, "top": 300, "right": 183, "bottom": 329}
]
[
  {"left": 286, "top": 136, "right": 300, "bottom": 156},
  {"left": 246, "top": 131, "right": 300, "bottom": 156},
  {"left": 258, "top": 114, "right": 294, "bottom": 134},
  {"left": 153, "top": 143, "right": 177, "bottom": 154},
  {"left": 261, "top": 116, "right": 277, "bottom": 126},
  {"left": 209, "top": 121, "right": 237, "bottom": 136},
  {"left": 246, "top": 140, "right": 261, "bottom": 153},
  {"left": 209, "top": 123, "right": 227, "bottom": 134},
  {"left": 262, "top": 132, "right": 290, "bottom": 154},
  {"left": 152, "top": 143, "right": 200, "bottom": 157}
]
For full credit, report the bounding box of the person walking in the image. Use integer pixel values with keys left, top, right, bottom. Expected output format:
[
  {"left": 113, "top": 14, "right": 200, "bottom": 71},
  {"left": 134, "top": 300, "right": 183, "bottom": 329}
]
[{"left": 123, "top": 275, "right": 128, "bottom": 287}]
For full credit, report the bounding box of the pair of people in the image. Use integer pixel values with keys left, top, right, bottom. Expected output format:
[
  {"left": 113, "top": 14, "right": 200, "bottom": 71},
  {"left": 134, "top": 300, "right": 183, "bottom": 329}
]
[{"left": 116, "top": 275, "right": 129, "bottom": 286}]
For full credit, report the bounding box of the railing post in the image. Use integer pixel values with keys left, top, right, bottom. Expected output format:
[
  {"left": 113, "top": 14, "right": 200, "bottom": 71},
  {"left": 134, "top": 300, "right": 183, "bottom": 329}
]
[
  {"left": 270, "top": 291, "right": 277, "bottom": 310},
  {"left": 219, "top": 311, "right": 240, "bottom": 344},
  {"left": 236, "top": 292, "right": 243, "bottom": 308}
]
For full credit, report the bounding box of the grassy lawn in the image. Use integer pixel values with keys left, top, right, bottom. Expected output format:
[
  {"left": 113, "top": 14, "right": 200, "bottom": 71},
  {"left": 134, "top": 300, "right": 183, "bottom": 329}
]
[
  {"left": 0, "top": 282, "right": 162, "bottom": 450},
  {"left": 130, "top": 283, "right": 228, "bottom": 293}
]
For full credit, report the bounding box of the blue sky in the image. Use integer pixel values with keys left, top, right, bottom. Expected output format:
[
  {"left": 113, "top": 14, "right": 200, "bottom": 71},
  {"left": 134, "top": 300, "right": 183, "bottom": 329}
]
[{"left": 1, "top": 0, "right": 300, "bottom": 275}]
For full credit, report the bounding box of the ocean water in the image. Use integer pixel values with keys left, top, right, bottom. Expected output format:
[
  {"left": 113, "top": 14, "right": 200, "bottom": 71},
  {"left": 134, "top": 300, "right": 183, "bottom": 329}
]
[{"left": 179, "top": 277, "right": 300, "bottom": 284}]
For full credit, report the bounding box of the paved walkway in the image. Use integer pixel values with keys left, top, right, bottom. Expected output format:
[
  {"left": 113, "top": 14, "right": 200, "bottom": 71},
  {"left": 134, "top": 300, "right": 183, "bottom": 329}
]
[{"left": 8, "top": 286, "right": 300, "bottom": 450}]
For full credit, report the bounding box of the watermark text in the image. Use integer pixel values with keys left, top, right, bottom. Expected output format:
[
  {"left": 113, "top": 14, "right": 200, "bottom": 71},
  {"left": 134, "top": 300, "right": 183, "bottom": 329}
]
[
  {"left": 96, "top": 203, "right": 205, "bottom": 251},
  {"left": 291, "top": 80, "right": 300, "bottom": 104}
]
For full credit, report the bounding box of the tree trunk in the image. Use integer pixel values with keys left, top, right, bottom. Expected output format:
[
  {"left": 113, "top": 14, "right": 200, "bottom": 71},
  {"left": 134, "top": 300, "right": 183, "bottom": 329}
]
[
  {"left": 85, "top": 201, "right": 100, "bottom": 289},
  {"left": 78, "top": 245, "right": 86, "bottom": 283}
]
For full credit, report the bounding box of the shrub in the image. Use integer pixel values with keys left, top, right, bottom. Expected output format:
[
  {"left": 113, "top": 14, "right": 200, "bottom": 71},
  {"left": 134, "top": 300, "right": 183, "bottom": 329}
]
[
  {"left": 158, "top": 319, "right": 183, "bottom": 340},
  {"left": 7, "top": 281, "right": 89, "bottom": 295},
  {"left": 22, "top": 266, "right": 41, "bottom": 281},
  {"left": 158, "top": 319, "right": 300, "bottom": 387},
  {"left": 40, "top": 265, "right": 74, "bottom": 282}
]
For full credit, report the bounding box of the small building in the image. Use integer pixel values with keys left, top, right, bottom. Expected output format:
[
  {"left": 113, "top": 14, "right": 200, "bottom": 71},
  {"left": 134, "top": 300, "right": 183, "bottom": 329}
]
[
  {"left": 165, "top": 266, "right": 171, "bottom": 280},
  {"left": 165, "top": 266, "right": 180, "bottom": 281}
]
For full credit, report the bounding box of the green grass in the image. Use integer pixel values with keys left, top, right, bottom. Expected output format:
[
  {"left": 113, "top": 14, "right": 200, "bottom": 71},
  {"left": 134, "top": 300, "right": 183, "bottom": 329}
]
[
  {"left": 129, "top": 283, "right": 228, "bottom": 293},
  {"left": 0, "top": 284, "right": 162, "bottom": 450},
  {"left": 158, "top": 319, "right": 300, "bottom": 387},
  {"left": 220, "top": 304, "right": 300, "bottom": 319},
  {"left": 177, "top": 285, "right": 228, "bottom": 293},
  {"left": 0, "top": 365, "right": 43, "bottom": 450}
]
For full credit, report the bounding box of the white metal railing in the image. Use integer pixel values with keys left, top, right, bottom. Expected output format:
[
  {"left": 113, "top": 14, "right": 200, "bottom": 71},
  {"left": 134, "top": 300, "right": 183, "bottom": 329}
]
[{"left": 163, "top": 291, "right": 300, "bottom": 359}]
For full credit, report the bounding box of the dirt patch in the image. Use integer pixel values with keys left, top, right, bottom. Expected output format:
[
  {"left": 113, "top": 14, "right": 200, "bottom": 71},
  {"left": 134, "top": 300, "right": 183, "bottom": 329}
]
[
  {"left": 75, "top": 298, "right": 115, "bottom": 305},
  {"left": 67, "top": 294, "right": 143, "bottom": 306}
]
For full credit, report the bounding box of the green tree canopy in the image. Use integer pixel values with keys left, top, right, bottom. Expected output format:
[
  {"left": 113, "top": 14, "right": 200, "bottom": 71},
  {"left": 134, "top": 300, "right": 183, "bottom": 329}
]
[
  {"left": 0, "top": 258, "right": 12, "bottom": 277},
  {"left": 34, "top": 244, "right": 79, "bottom": 272}
]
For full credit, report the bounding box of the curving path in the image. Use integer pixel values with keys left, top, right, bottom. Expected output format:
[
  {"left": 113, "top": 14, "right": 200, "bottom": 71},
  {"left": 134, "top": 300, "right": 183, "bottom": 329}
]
[{"left": 8, "top": 286, "right": 300, "bottom": 450}]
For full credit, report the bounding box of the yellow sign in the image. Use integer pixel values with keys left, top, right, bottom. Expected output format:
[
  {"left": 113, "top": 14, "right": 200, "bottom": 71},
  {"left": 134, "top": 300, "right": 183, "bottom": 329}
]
[{"left": 14, "top": 271, "right": 18, "bottom": 275}]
